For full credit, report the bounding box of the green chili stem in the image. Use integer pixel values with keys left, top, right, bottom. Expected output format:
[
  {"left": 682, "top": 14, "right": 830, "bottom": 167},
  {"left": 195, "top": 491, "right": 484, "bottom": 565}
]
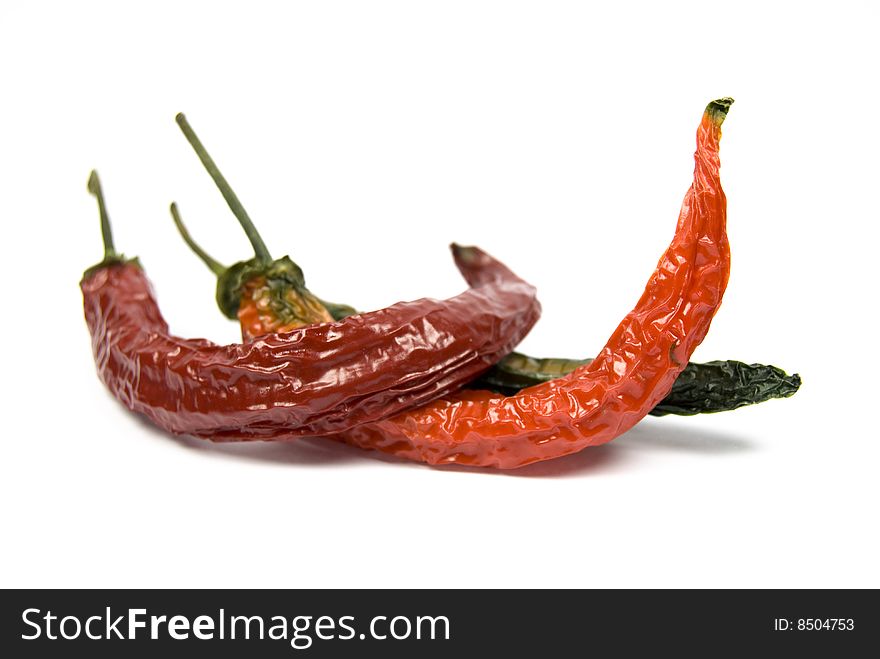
[
  {"left": 175, "top": 113, "right": 272, "bottom": 263},
  {"left": 87, "top": 170, "right": 117, "bottom": 260},
  {"left": 170, "top": 202, "right": 226, "bottom": 276}
]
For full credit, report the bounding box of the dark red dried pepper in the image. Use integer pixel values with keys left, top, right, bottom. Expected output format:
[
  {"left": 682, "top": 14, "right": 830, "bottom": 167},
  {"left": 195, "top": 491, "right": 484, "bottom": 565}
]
[
  {"left": 81, "top": 173, "right": 540, "bottom": 439},
  {"left": 333, "top": 98, "right": 735, "bottom": 468}
]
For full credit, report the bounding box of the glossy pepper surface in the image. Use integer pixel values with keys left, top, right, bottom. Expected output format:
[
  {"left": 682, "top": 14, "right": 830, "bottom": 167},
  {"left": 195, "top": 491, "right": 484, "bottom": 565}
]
[
  {"left": 334, "top": 99, "right": 734, "bottom": 468},
  {"left": 81, "top": 174, "right": 541, "bottom": 439}
]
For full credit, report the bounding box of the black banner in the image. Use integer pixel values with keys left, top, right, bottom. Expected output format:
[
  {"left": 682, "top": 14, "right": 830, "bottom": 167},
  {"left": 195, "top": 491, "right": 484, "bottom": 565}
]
[{"left": 1, "top": 589, "right": 876, "bottom": 656}]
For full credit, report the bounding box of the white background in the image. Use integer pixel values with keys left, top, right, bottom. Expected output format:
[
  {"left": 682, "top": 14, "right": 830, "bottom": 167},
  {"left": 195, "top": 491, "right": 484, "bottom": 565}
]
[{"left": 1, "top": 1, "right": 877, "bottom": 588}]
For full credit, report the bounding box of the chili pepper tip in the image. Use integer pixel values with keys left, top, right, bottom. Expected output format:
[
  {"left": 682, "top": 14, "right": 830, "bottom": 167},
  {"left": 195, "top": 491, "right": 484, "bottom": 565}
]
[
  {"left": 87, "top": 169, "right": 116, "bottom": 260},
  {"left": 706, "top": 97, "right": 734, "bottom": 126},
  {"left": 87, "top": 169, "right": 100, "bottom": 194},
  {"left": 450, "top": 242, "right": 476, "bottom": 261}
]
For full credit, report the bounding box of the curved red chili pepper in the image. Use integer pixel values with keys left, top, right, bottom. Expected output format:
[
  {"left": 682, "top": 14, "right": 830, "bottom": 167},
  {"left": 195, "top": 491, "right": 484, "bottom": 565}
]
[
  {"left": 333, "top": 98, "right": 734, "bottom": 468},
  {"left": 81, "top": 175, "right": 541, "bottom": 439}
]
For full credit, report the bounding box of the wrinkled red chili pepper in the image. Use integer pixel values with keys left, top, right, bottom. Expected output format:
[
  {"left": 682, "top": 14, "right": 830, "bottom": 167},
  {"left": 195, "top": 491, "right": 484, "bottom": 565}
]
[
  {"left": 81, "top": 172, "right": 540, "bottom": 439},
  {"left": 333, "top": 98, "right": 734, "bottom": 468}
]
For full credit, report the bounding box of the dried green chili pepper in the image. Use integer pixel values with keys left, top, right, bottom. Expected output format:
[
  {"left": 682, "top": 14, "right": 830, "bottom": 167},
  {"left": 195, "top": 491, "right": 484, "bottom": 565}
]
[{"left": 474, "top": 353, "right": 801, "bottom": 416}]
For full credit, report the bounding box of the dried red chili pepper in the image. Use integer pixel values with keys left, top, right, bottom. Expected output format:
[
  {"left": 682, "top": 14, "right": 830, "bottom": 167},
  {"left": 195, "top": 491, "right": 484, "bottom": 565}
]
[
  {"left": 333, "top": 98, "right": 735, "bottom": 468},
  {"left": 81, "top": 173, "right": 540, "bottom": 439},
  {"left": 209, "top": 106, "right": 796, "bottom": 428}
]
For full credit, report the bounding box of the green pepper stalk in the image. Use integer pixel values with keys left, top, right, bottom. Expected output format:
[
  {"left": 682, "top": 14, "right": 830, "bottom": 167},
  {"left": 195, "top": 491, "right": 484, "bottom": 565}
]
[
  {"left": 83, "top": 171, "right": 139, "bottom": 280},
  {"left": 170, "top": 113, "right": 356, "bottom": 339}
]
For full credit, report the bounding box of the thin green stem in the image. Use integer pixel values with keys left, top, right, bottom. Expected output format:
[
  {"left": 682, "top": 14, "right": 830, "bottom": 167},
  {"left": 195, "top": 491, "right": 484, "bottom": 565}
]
[
  {"left": 170, "top": 202, "right": 226, "bottom": 276},
  {"left": 87, "top": 170, "right": 116, "bottom": 260},
  {"left": 175, "top": 113, "right": 272, "bottom": 263}
]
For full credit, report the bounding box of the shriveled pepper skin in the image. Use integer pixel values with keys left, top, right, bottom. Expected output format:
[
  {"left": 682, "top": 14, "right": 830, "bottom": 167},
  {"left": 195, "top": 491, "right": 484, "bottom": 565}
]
[
  {"left": 335, "top": 99, "right": 734, "bottom": 468},
  {"left": 81, "top": 245, "right": 540, "bottom": 439},
  {"left": 475, "top": 353, "right": 802, "bottom": 416}
]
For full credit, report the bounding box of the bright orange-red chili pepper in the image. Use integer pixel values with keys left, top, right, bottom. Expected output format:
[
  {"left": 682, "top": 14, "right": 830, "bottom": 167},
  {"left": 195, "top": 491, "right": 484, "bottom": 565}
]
[
  {"left": 334, "top": 98, "right": 734, "bottom": 468},
  {"left": 236, "top": 275, "right": 335, "bottom": 338}
]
